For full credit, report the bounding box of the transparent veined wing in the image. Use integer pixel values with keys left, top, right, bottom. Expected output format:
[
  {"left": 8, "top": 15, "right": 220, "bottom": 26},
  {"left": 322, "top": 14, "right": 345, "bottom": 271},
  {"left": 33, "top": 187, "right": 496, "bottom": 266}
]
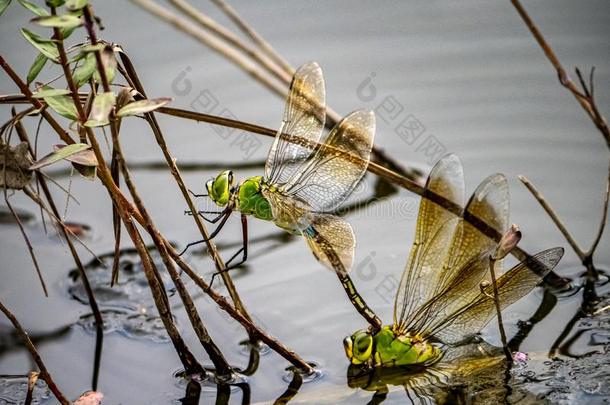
[
  {"left": 265, "top": 61, "right": 326, "bottom": 186},
  {"left": 398, "top": 174, "right": 510, "bottom": 335},
  {"left": 424, "top": 247, "right": 564, "bottom": 344},
  {"left": 301, "top": 213, "right": 355, "bottom": 273},
  {"left": 393, "top": 154, "right": 465, "bottom": 333},
  {"left": 280, "top": 110, "right": 376, "bottom": 212}
]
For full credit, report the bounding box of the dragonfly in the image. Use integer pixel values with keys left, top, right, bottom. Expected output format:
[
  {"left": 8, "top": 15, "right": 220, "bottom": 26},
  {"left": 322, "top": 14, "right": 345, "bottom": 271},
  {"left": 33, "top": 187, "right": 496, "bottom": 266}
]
[
  {"left": 185, "top": 62, "right": 382, "bottom": 329},
  {"left": 343, "top": 154, "right": 564, "bottom": 367}
]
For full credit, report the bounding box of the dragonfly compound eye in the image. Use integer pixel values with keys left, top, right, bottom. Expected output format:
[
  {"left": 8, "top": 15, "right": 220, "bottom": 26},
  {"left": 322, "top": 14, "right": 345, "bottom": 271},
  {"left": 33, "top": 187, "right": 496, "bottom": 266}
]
[
  {"left": 353, "top": 331, "right": 373, "bottom": 362},
  {"left": 208, "top": 171, "right": 232, "bottom": 206}
]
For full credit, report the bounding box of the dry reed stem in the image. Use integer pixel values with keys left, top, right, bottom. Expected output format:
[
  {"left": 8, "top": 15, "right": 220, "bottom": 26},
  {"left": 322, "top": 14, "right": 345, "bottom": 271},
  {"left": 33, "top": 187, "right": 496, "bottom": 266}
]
[
  {"left": 131, "top": 0, "right": 415, "bottom": 177},
  {"left": 210, "top": 0, "right": 294, "bottom": 75}
]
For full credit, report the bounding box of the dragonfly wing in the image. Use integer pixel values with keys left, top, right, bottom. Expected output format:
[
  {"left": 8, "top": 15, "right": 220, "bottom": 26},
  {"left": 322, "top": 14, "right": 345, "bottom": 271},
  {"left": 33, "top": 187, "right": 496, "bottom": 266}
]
[
  {"left": 394, "top": 154, "right": 465, "bottom": 331},
  {"left": 402, "top": 173, "right": 511, "bottom": 334},
  {"left": 280, "top": 110, "right": 376, "bottom": 212},
  {"left": 302, "top": 213, "right": 355, "bottom": 273},
  {"left": 262, "top": 187, "right": 310, "bottom": 233},
  {"left": 265, "top": 62, "right": 326, "bottom": 185},
  {"left": 426, "top": 247, "right": 564, "bottom": 344}
]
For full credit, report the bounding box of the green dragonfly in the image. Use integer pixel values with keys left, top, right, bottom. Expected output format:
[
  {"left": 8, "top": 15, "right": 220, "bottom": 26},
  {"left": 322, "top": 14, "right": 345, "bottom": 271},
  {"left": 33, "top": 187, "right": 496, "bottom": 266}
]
[
  {"left": 343, "top": 154, "right": 564, "bottom": 367},
  {"left": 184, "top": 62, "right": 382, "bottom": 329}
]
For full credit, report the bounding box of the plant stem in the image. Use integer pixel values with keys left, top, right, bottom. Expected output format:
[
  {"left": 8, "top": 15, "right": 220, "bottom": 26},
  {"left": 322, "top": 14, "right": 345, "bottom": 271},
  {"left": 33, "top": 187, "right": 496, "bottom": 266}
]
[
  {"left": 0, "top": 300, "right": 70, "bottom": 404},
  {"left": 488, "top": 256, "right": 513, "bottom": 365},
  {"left": 519, "top": 175, "right": 585, "bottom": 261}
]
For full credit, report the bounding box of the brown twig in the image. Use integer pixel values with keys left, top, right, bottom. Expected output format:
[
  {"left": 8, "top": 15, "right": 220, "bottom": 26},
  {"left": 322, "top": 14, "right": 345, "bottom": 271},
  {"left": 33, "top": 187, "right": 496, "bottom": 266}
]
[
  {"left": 587, "top": 158, "right": 610, "bottom": 259},
  {"left": 165, "top": 241, "right": 315, "bottom": 373},
  {"left": 47, "top": 9, "right": 206, "bottom": 375},
  {"left": 511, "top": 0, "right": 610, "bottom": 278},
  {"left": 110, "top": 113, "right": 233, "bottom": 377},
  {"left": 519, "top": 175, "right": 585, "bottom": 261},
  {"left": 1, "top": 54, "right": 315, "bottom": 373},
  {"left": 117, "top": 52, "right": 256, "bottom": 333},
  {"left": 510, "top": 0, "right": 610, "bottom": 148},
  {"left": 0, "top": 300, "right": 69, "bottom": 404}
]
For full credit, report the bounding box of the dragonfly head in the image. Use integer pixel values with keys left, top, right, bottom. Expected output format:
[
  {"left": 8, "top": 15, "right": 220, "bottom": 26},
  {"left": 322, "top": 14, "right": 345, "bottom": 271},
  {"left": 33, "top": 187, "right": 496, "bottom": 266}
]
[
  {"left": 343, "top": 330, "right": 374, "bottom": 365},
  {"left": 206, "top": 170, "right": 235, "bottom": 206}
]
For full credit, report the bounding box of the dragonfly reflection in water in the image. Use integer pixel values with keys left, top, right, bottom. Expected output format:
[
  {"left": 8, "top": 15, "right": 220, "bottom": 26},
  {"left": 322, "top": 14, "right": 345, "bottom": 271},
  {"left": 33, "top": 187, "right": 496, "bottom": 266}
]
[
  {"left": 184, "top": 62, "right": 382, "bottom": 329},
  {"left": 344, "top": 154, "right": 564, "bottom": 367}
]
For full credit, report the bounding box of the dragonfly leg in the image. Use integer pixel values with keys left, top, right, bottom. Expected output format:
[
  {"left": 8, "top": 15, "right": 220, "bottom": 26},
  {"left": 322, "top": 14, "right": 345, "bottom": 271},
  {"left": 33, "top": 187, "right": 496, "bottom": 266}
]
[
  {"left": 208, "top": 214, "right": 248, "bottom": 290},
  {"left": 179, "top": 209, "right": 233, "bottom": 256},
  {"left": 188, "top": 189, "right": 208, "bottom": 198},
  {"left": 184, "top": 208, "right": 227, "bottom": 223}
]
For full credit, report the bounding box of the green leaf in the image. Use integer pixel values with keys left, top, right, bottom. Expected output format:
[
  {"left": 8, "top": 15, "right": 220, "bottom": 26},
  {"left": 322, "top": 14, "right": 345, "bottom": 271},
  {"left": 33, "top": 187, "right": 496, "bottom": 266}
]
[
  {"left": 59, "top": 24, "right": 77, "bottom": 39},
  {"left": 18, "top": 0, "right": 49, "bottom": 16},
  {"left": 20, "top": 28, "right": 59, "bottom": 62},
  {"left": 27, "top": 52, "right": 47, "bottom": 85},
  {"left": 52, "top": 144, "right": 97, "bottom": 166},
  {"left": 32, "top": 87, "right": 71, "bottom": 98},
  {"left": 116, "top": 97, "right": 172, "bottom": 117},
  {"left": 43, "top": 93, "right": 78, "bottom": 120},
  {"left": 0, "top": 0, "right": 11, "bottom": 17},
  {"left": 29, "top": 143, "right": 90, "bottom": 170},
  {"left": 31, "top": 14, "right": 82, "bottom": 28},
  {"left": 65, "top": 0, "right": 86, "bottom": 10},
  {"left": 85, "top": 91, "right": 115, "bottom": 127},
  {"left": 92, "top": 47, "right": 116, "bottom": 85},
  {"left": 72, "top": 52, "right": 96, "bottom": 87}
]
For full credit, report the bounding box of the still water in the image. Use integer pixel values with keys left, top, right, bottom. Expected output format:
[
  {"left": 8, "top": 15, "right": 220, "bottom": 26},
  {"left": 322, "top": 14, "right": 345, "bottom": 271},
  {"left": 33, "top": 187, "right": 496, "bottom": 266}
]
[{"left": 1, "top": 1, "right": 610, "bottom": 403}]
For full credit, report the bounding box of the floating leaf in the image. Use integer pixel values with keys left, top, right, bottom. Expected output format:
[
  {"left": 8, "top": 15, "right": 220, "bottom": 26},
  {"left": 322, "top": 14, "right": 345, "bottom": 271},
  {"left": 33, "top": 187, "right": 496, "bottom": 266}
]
[
  {"left": 53, "top": 144, "right": 97, "bottom": 166},
  {"left": 43, "top": 93, "right": 78, "bottom": 120},
  {"left": 85, "top": 91, "right": 115, "bottom": 127},
  {"left": 73, "top": 52, "right": 96, "bottom": 87},
  {"left": 32, "top": 87, "right": 71, "bottom": 98},
  {"left": 20, "top": 28, "right": 59, "bottom": 62},
  {"left": 116, "top": 97, "right": 171, "bottom": 117},
  {"left": 27, "top": 52, "right": 47, "bottom": 85},
  {"left": 29, "top": 143, "right": 90, "bottom": 170},
  {"left": 32, "top": 14, "right": 82, "bottom": 28},
  {"left": 0, "top": 142, "right": 33, "bottom": 190},
  {"left": 0, "top": 0, "right": 11, "bottom": 17},
  {"left": 17, "top": 0, "right": 48, "bottom": 16},
  {"left": 65, "top": 0, "right": 87, "bottom": 10}
]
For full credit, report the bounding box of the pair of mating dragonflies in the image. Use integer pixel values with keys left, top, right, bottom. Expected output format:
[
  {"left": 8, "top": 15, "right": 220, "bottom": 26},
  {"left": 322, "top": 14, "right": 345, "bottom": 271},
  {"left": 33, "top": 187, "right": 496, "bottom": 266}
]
[{"left": 183, "top": 62, "right": 563, "bottom": 367}]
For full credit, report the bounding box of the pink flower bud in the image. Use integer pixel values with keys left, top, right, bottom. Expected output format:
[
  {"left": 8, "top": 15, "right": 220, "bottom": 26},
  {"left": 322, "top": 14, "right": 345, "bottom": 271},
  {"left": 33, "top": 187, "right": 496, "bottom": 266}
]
[{"left": 493, "top": 224, "right": 522, "bottom": 260}]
